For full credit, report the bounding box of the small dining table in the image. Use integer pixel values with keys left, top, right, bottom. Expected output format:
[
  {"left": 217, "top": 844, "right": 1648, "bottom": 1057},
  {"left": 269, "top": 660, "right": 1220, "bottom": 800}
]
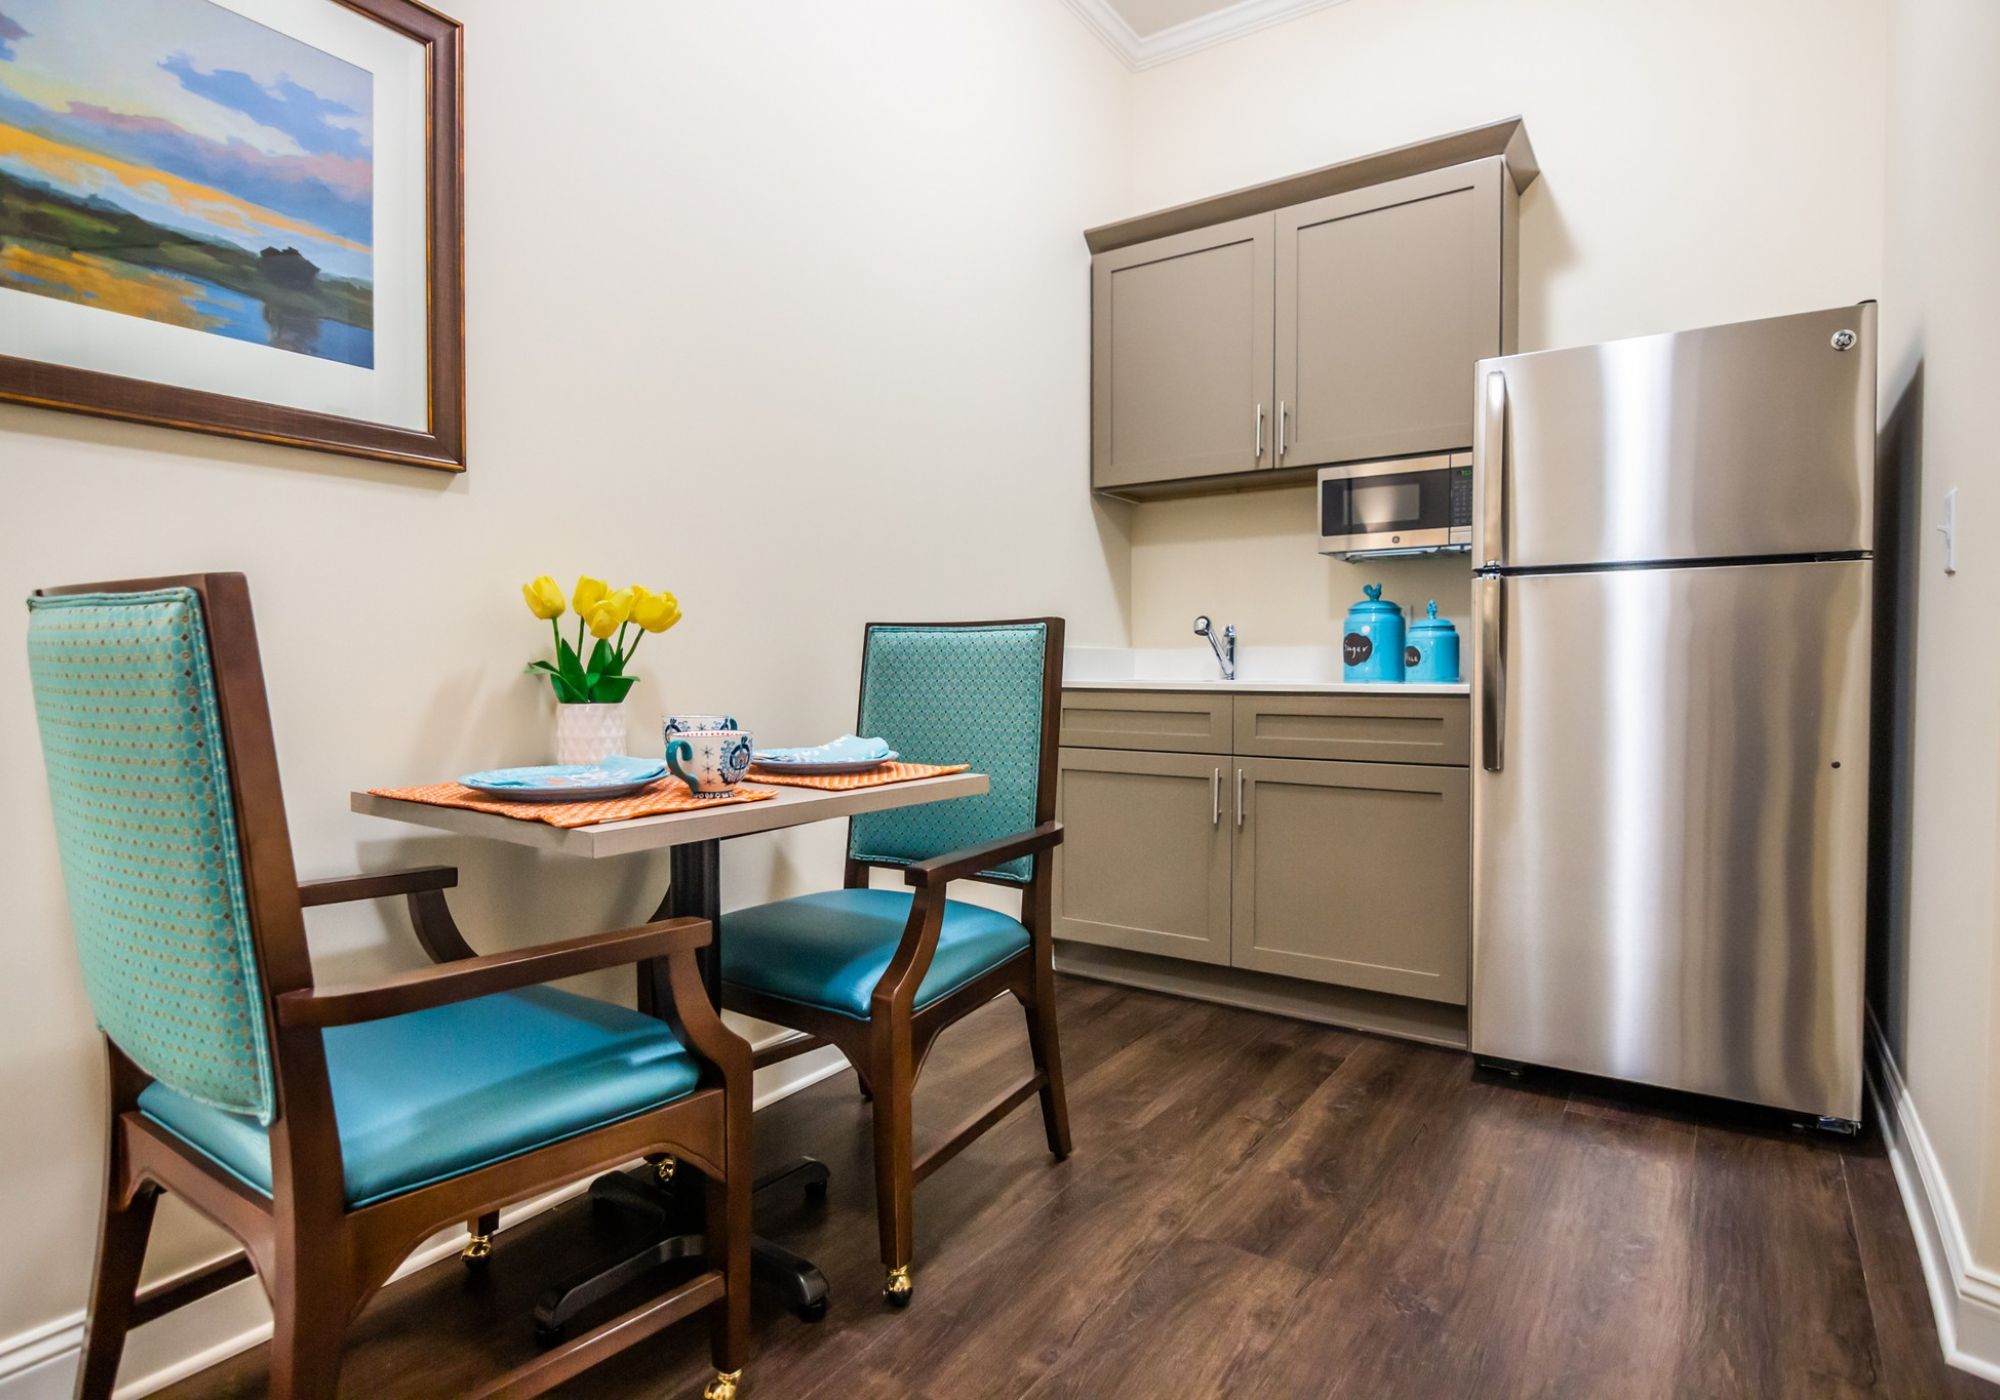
[{"left": 351, "top": 768, "right": 990, "bottom": 1334}]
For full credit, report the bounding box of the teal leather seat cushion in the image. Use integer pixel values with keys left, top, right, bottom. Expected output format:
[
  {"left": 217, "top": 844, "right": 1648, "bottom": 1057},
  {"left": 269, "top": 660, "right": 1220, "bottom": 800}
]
[
  {"left": 138, "top": 987, "right": 700, "bottom": 1207},
  {"left": 721, "top": 889, "right": 1029, "bottom": 1021}
]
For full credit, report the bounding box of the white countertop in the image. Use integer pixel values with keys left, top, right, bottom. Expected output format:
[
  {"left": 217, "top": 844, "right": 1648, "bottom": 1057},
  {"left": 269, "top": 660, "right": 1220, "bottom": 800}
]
[
  {"left": 1063, "top": 676, "right": 1469, "bottom": 695},
  {"left": 1062, "top": 645, "right": 1469, "bottom": 696}
]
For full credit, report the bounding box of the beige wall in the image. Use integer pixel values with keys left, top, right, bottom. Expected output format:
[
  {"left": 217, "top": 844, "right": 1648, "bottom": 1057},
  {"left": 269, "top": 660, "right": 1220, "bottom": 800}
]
[
  {"left": 1879, "top": 0, "right": 2000, "bottom": 1264},
  {"left": 0, "top": 0, "right": 1131, "bottom": 1377},
  {"left": 1119, "top": 0, "right": 1888, "bottom": 649}
]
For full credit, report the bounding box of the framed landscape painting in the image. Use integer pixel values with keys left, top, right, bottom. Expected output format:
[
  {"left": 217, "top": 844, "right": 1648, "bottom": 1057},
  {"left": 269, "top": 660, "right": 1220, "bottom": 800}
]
[{"left": 0, "top": 0, "right": 463, "bottom": 470}]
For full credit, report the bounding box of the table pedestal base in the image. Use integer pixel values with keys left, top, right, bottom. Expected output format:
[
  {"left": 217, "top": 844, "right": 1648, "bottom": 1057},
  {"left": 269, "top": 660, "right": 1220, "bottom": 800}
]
[
  {"left": 533, "top": 839, "right": 833, "bottom": 1343},
  {"left": 532, "top": 1159, "right": 831, "bottom": 1341}
]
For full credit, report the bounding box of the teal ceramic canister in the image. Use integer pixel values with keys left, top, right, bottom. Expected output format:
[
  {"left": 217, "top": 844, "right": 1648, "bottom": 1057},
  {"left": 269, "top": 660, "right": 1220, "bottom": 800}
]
[
  {"left": 1404, "top": 600, "right": 1460, "bottom": 683},
  {"left": 1341, "top": 583, "right": 1405, "bottom": 683}
]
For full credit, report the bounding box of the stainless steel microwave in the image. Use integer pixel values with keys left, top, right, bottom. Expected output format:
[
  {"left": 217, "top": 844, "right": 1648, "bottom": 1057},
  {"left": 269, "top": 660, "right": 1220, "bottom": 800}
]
[{"left": 1317, "top": 452, "right": 1473, "bottom": 558}]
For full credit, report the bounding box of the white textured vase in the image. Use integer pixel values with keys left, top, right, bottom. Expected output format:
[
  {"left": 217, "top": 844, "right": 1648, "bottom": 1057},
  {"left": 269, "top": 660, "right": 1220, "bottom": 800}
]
[{"left": 554, "top": 702, "right": 628, "bottom": 765}]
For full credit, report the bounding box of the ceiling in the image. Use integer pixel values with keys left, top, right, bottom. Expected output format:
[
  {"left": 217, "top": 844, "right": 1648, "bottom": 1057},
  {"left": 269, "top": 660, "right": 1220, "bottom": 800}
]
[
  {"left": 1059, "top": 0, "right": 1352, "bottom": 70},
  {"left": 1113, "top": 0, "right": 1257, "bottom": 37}
]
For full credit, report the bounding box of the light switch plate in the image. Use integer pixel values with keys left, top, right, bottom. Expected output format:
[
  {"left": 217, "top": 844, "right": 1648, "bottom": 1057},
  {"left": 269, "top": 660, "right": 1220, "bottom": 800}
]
[{"left": 1940, "top": 488, "right": 1958, "bottom": 574}]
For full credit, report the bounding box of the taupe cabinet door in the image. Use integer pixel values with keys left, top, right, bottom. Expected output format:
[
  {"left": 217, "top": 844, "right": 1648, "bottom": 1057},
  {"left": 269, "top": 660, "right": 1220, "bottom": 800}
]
[
  {"left": 1275, "top": 160, "right": 1504, "bottom": 469},
  {"left": 1091, "top": 214, "right": 1275, "bottom": 491},
  {"left": 1055, "top": 747, "right": 1231, "bottom": 966},
  {"left": 1231, "top": 758, "right": 1469, "bottom": 1002}
]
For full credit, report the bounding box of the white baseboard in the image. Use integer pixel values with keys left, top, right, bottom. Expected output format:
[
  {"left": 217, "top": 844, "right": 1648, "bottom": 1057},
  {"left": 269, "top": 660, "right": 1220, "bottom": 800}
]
[
  {"left": 1865, "top": 1013, "right": 2000, "bottom": 1383},
  {"left": 0, "top": 1039, "right": 849, "bottom": 1400}
]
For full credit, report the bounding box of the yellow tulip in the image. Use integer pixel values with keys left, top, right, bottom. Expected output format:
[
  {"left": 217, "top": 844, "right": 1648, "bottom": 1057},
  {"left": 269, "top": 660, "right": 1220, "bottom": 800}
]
[
  {"left": 521, "top": 575, "right": 565, "bottom": 620},
  {"left": 633, "top": 589, "right": 682, "bottom": 634},
  {"left": 572, "top": 575, "right": 608, "bottom": 615},
  {"left": 585, "top": 588, "right": 635, "bottom": 640}
]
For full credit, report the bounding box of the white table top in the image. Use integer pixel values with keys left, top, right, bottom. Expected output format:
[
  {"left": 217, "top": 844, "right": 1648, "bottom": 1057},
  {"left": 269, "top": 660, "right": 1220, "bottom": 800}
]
[{"left": 351, "top": 771, "right": 991, "bottom": 860}]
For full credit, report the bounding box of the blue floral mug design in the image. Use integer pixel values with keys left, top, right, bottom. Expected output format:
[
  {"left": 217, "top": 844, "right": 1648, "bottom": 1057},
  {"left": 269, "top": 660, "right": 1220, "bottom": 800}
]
[
  {"left": 663, "top": 713, "right": 740, "bottom": 739},
  {"left": 667, "top": 728, "right": 754, "bottom": 795}
]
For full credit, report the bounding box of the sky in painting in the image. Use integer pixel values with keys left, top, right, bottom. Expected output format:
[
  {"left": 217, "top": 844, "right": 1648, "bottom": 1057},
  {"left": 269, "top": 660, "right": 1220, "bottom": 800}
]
[{"left": 0, "top": 0, "right": 372, "bottom": 282}]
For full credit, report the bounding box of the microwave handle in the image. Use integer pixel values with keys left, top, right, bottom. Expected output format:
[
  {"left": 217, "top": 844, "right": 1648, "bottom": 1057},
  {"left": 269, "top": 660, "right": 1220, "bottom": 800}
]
[{"left": 1477, "top": 370, "right": 1508, "bottom": 568}]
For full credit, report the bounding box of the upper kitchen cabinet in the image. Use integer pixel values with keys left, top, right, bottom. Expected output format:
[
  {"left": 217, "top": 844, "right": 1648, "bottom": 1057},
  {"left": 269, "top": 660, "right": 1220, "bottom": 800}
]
[
  {"left": 1085, "top": 119, "right": 1535, "bottom": 501},
  {"left": 1276, "top": 160, "right": 1509, "bottom": 469},
  {"left": 1090, "top": 215, "right": 1274, "bottom": 492}
]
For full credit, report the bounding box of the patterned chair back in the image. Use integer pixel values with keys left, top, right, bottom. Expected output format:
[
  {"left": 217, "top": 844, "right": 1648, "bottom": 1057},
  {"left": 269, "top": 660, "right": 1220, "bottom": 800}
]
[
  {"left": 27, "top": 587, "right": 275, "bottom": 1122},
  {"left": 847, "top": 621, "right": 1060, "bottom": 883}
]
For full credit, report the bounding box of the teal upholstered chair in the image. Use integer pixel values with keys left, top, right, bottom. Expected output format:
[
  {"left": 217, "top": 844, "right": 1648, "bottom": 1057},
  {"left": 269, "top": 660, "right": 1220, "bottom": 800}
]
[
  {"left": 28, "top": 574, "right": 754, "bottom": 1400},
  {"left": 721, "top": 619, "right": 1071, "bottom": 1307}
]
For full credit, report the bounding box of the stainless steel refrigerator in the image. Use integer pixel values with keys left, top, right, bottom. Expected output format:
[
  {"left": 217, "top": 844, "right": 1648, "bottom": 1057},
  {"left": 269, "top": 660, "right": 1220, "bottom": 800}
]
[{"left": 1468, "top": 303, "right": 1875, "bottom": 1126}]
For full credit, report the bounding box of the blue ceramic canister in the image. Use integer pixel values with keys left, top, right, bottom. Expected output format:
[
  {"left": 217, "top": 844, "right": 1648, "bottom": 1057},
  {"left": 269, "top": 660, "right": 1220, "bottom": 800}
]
[
  {"left": 1341, "top": 583, "right": 1405, "bottom": 683},
  {"left": 1404, "top": 600, "right": 1460, "bottom": 683}
]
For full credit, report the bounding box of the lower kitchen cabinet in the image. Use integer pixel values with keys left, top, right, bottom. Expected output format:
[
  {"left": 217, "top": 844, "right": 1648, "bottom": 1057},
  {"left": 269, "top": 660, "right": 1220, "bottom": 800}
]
[
  {"left": 1054, "top": 689, "right": 1473, "bottom": 1008},
  {"left": 1230, "top": 757, "right": 1469, "bottom": 1003},
  {"left": 1054, "top": 747, "right": 1231, "bottom": 966}
]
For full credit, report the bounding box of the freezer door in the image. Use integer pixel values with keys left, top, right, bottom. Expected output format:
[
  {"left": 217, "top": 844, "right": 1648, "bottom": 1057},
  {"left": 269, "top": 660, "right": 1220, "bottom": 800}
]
[
  {"left": 1470, "top": 560, "right": 1870, "bottom": 1120},
  {"left": 1473, "top": 305, "right": 1875, "bottom": 570}
]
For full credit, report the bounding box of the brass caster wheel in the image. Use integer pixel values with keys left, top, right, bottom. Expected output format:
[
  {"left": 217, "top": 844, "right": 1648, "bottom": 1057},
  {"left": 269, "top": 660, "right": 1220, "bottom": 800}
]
[
  {"left": 883, "top": 1265, "right": 913, "bottom": 1308},
  {"left": 460, "top": 1232, "right": 493, "bottom": 1271},
  {"left": 703, "top": 1369, "right": 742, "bottom": 1400}
]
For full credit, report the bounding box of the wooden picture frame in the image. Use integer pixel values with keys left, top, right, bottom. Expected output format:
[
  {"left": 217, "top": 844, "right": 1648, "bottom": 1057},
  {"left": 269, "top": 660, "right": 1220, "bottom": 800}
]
[{"left": 0, "top": 0, "right": 466, "bottom": 471}]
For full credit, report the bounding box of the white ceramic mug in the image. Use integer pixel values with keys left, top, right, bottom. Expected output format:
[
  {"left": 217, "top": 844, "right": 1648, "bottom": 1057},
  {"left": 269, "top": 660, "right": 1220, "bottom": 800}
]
[{"left": 666, "top": 728, "right": 753, "bottom": 795}]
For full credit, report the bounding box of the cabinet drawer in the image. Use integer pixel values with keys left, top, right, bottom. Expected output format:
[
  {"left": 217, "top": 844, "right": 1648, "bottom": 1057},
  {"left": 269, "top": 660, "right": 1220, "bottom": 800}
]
[
  {"left": 1061, "top": 690, "right": 1233, "bottom": 754},
  {"left": 1234, "top": 694, "right": 1469, "bottom": 765}
]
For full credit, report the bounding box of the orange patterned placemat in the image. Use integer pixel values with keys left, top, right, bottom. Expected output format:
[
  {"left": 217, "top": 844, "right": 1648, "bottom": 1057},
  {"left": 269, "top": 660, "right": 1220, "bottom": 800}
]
[
  {"left": 744, "top": 761, "right": 971, "bottom": 792},
  {"left": 367, "top": 779, "right": 776, "bottom": 829}
]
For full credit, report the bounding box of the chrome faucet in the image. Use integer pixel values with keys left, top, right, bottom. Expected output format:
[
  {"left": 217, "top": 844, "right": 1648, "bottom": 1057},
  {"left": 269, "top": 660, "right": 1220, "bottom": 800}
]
[{"left": 1193, "top": 616, "right": 1236, "bottom": 681}]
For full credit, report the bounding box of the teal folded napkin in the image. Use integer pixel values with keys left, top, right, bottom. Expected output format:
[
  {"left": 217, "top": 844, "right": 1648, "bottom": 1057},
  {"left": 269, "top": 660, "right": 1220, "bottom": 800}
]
[{"left": 753, "top": 735, "right": 892, "bottom": 765}]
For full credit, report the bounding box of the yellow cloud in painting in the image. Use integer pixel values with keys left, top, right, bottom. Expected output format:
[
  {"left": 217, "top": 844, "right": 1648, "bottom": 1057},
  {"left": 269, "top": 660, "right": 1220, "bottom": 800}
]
[{"left": 0, "top": 120, "right": 371, "bottom": 256}]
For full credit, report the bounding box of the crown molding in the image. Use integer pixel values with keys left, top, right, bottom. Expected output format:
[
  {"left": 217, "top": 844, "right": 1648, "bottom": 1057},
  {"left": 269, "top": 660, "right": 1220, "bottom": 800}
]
[{"left": 1059, "top": 0, "right": 1355, "bottom": 71}]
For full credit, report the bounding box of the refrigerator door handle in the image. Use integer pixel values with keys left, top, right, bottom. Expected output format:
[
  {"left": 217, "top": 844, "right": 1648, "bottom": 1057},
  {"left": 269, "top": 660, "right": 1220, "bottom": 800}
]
[
  {"left": 1481, "top": 574, "right": 1506, "bottom": 773},
  {"left": 1478, "top": 369, "right": 1508, "bottom": 568}
]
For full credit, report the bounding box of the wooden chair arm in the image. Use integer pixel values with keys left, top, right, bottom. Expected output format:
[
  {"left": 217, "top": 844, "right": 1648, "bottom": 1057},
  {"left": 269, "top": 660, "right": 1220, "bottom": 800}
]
[
  {"left": 277, "top": 918, "right": 712, "bottom": 1028},
  {"left": 298, "top": 866, "right": 458, "bottom": 908},
  {"left": 902, "top": 822, "right": 1063, "bottom": 889},
  {"left": 297, "top": 865, "right": 478, "bottom": 964}
]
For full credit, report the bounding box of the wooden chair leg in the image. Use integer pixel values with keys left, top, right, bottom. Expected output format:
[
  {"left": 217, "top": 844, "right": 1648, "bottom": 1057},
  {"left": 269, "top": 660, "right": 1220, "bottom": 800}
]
[
  {"left": 75, "top": 1183, "right": 159, "bottom": 1400},
  {"left": 869, "top": 1043, "right": 916, "bottom": 1307},
  {"left": 1024, "top": 965, "right": 1073, "bottom": 1160},
  {"left": 267, "top": 1253, "right": 351, "bottom": 1400},
  {"left": 462, "top": 1210, "right": 498, "bottom": 1269},
  {"left": 703, "top": 1157, "right": 750, "bottom": 1399}
]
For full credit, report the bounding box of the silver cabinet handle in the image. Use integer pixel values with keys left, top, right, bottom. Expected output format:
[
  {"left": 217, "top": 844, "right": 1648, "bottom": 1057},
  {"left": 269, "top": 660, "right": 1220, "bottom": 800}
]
[
  {"left": 1480, "top": 574, "right": 1506, "bottom": 772},
  {"left": 1277, "top": 401, "right": 1288, "bottom": 461},
  {"left": 1254, "top": 403, "right": 1264, "bottom": 461},
  {"left": 1477, "top": 370, "right": 1508, "bottom": 567},
  {"left": 1235, "top": 768, "right": 1246, "bottom": 827},
  {"left": 1212, "top": 767, "right": 1221, "bottom": 826}
]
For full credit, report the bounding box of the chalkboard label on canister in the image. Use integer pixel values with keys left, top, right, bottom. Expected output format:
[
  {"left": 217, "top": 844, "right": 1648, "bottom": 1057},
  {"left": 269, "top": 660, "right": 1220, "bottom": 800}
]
[
  {"left": 1405, "top": 645, "right": 1421, "bottom": 668},
  {"left": 1343, "top": 633, "right": 1373, "bottom": 666}
]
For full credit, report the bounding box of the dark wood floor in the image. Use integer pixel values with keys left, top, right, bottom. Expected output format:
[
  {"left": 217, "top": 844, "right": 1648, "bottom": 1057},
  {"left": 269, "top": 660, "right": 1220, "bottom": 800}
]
[{"left": 158, "top": 978, "right": 1992, "bottom": 1400}]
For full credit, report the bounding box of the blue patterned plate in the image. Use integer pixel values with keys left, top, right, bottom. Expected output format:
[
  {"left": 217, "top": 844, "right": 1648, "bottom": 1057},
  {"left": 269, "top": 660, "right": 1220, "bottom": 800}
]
[
  {"left": 751, "top": 741, "right": 899, "bottom": 776},
  {"left": 460, "top": 756, "right": 666, "bottom": 803}
]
